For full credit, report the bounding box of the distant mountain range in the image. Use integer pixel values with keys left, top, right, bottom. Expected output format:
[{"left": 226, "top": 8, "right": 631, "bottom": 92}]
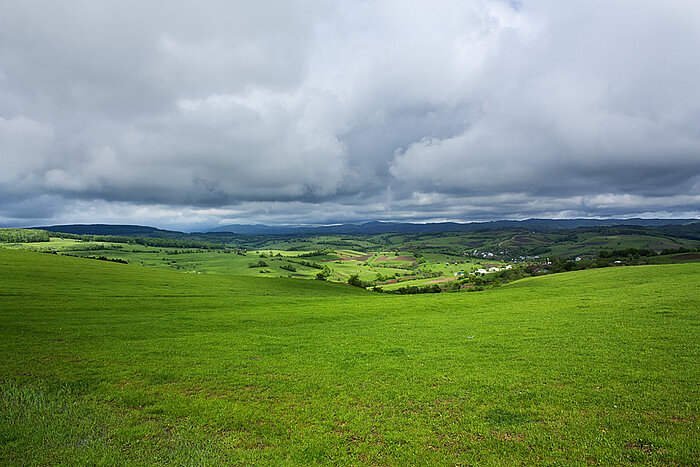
[
  {"left": 208, "top": 218, "right": 698, "bottom": 235},
  {"left": 33, "top": 218, "right": 698, "bottom": 237}
]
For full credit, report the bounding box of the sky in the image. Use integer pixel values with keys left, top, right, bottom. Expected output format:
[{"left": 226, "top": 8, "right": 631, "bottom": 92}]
[{"left": 1, "top": 0, "right": 699, "bottom": 231}]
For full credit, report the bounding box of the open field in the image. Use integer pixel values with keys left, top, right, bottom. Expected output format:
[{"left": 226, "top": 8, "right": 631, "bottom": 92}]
[
  {"left": 1, "top": 248, "right": 698, "bottom": 465},
  {"left": 1, "top": 236, "right": 488, "bottom": 287},
  {"left": 3, "top": 225, "right": 700, "bottom": 299},
  {"left": 10, "top": 224, "right": 700, "bottom": 259}
]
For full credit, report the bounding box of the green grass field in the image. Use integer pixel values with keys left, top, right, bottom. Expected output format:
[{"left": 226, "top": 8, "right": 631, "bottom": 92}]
[
  {"left": 4, "top": 226, "right": 699, "bottom": 294},
  {"left": 2, "top": 237, "right": 488, "bottom": 286},
  {"left": 1, "top": 248, "right": 698, "bottom": 465}
]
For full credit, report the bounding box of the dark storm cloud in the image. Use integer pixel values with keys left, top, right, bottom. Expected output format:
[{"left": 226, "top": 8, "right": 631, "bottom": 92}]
[{"left": 1, "top": 0, "right": 699, "bottom": 229}]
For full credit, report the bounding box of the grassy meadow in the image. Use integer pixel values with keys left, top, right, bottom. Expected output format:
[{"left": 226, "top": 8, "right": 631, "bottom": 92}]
[
  {"left": 1, "top": 248, "right": 698, "bottom": 465},
  {"left": 3, "top": 225, "right": 699, "bottom": 293},
  {"left": 1, "top": 236, "right": 486, "bottom": 286}
]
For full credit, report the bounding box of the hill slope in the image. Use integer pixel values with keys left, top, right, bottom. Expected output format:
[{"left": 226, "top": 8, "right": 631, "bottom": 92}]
[
  {"left": 34, "top": 224, "right": 185, "bottom": 237},
  {"left": 1, "top": 249, "right": 698, "bottom": 465}
]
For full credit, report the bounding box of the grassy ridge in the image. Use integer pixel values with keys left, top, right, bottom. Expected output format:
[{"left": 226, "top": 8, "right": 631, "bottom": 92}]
[{"left": 1, "top": 249, "right": 698, "bottom": 465}]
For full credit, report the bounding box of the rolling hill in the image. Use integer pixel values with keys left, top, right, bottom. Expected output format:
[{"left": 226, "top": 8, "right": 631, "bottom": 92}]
[{"left": 1, "top": 248, "right": 697, "bottom": 464}]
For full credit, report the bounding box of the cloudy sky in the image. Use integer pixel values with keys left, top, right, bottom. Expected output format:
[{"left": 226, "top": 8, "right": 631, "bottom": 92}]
[{"left": 1, "top": 0, "right": 699, "bottom": 230}]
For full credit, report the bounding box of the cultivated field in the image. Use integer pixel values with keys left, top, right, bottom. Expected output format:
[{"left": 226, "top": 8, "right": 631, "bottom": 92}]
[
  {"left": 1, "top": 248, "right": 698, "bottom": 465},
  {"left": 1, "top": 236, "right": 489, "bottom": 289},
  {"left": 11, "top": 224, "right": 697, "bottom": 292}
]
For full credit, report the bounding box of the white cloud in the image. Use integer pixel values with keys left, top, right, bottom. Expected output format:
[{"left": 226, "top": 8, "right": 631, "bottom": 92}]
[
  {"left": 0, "top": 0, "right": 698, "bottom": 227},
  {"left": 0, "top": 116, "right": 54, "bottom": 186}
]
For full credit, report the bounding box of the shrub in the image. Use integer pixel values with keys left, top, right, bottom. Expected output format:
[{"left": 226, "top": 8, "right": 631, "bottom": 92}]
[
  {"left": 315, "top": 266, "right": 332, "bottom": 281},
  {"left": 347, "top": 274, "right": 365, "bottom": 287},
  {"left": 387, "top": 284, "right": 441, "bottom": 294}
]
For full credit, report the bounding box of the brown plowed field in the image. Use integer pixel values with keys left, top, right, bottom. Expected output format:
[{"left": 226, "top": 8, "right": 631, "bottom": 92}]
[{"left": 425, "top": 277, "right": 457, "bottom": 284}]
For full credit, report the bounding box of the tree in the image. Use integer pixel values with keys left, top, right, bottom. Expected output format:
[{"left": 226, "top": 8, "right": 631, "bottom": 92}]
[
  {"left": 316, "top": 265, "right": 332, "bottom": 280},
  {"left": 347, "top": 274, "right": 365, "bottom": 287}
]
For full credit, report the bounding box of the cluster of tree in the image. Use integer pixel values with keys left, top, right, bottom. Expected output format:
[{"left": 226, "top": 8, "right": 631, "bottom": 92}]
[
  {"left": 584, "top": 225, "right": 651, "bottom": 236},
  {"left": 295, "top": 250, "right": 330, "bottom": 258},
  {"left": 659, "top": 246, "right": 697, "bottom": 255},
  {"left": 248, "top": 260, "right": 268, "bottom": 268},
  {"left": 279, "top": 263, "right": 297, "bottom": 272},
  {"left": 598, "top": 248, "right": 656, "bottom": 258},
  {"left": 409, "top": 252, "right": 428, "bottom": 264},
  {"left": 216, "top": 249, "right": 247, "bottom": 255},
  {"left": 315, "top": 266, "right": 332, "bottom": 281},
  {"left": 347, "top": 274, "right": 371, "bottom": 288},
  {"left": 383, "top": 284, "right": 442, "bottom": 294},
  {"left": 652, "top": 222, "right": 700, "bottom": 241},
  {"left": 86, "top": 256, "right": 128, "bottom": 264},
  {"left": 374, "top": 272, "right": 396, "bottom": 282},
  {"left": 287, "top": 259, "right": 324, "bottom": 269},
  {"left": 0, "top": 228, "right": 50, "bottom": 243},
  {"left": 50, "top": 232, "right": 228, "bottom": 250},
  {"left": 59, "top": 253, "right": 128, "bottom": 264}
]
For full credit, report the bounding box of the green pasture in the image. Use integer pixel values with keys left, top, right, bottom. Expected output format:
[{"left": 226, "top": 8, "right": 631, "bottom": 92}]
[
  {"left": 1, "top": 237, "right": 394, "bottom": 282},
  {"left": 650, "top": 252, "right": 700, "bottom": 264},
  {"left": 2, "top": 228, "right": 699, "bottom": 293},
  {"left": 1, "top": 248, "right": 698, "bottom": 465},
  {"left": 9, "top": 231, "right": 694, "bottom": 291},
  {"left": 4, "top": 239, "right": 330, "bottom": 278}
]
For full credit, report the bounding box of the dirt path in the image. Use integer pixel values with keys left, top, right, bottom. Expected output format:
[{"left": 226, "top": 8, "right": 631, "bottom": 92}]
[{"left": 498, "top": 234, "right": 519, "bottom": 248}]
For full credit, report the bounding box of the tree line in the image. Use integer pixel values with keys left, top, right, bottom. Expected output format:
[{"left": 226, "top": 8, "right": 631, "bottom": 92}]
[
  {"left": 49, "top": 232, "right": 229, "bottom": 250},
  {"left": 0, "top": 229, "right": 50, "bottom": 243}
]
